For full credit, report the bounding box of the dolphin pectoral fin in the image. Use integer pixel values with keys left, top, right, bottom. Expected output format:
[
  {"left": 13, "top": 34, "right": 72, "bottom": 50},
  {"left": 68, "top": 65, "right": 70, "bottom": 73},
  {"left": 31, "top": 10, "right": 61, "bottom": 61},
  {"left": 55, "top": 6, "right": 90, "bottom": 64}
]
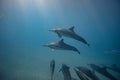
[
  {"left": 69, "top": 26, "right": 75, "bottom": 32},
  {"left": 56, "top": 32, "right": 62, "bottom": 38}
]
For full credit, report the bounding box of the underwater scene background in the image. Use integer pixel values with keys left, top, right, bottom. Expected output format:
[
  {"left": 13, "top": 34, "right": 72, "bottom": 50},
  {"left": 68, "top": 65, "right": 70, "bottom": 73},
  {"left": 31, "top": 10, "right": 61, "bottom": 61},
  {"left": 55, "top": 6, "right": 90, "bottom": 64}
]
[{"left": 0, "top": 0, "right": 120, "bottom": 80}]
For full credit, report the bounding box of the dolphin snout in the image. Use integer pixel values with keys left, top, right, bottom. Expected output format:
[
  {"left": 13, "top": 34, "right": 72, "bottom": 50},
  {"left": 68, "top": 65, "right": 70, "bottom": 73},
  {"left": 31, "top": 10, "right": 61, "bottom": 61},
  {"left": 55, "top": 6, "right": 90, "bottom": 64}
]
[
  {"left": 42, "top": 44, "right": 48, "bottom": 47},
  {"left": 48, "top": 30, "right": 53, "bottom": 31},
  {"left": 48, "top": 29, "right": 55, "bottom": 32}
]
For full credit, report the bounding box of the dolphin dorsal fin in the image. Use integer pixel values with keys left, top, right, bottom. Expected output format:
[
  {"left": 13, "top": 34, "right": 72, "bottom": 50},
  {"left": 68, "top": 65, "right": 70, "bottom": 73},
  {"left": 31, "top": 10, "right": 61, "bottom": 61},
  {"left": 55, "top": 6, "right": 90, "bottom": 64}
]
[
  {"left": 59, "top": 39, "right": 64, "bottom": 44},
  {"left": 69, "top": 26, "right": 75, "bottom": 32}
]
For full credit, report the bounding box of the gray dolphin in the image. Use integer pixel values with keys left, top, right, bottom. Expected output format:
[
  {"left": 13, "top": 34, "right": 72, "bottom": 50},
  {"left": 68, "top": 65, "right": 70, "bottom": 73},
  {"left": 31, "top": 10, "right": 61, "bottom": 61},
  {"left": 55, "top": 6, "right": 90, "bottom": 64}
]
[
  {"left": 59, "top": 64, "right": 72, "bottom": 80},
  {"left": 88, "top": 64, "right": 118, "bottom": 80},
  {"left": 74, "top": 68, "right": 90, "bottom": 80},
  {"left": 76, "top": 66, "right": 99, "bottom": 80},
  {"left": 49, "top": 26, "right": 90, "bottom": 47},
  {"left": 50, "top": 59, "right": 55, "bottom": 80},
  {"left": 43, "top": 39, "right": 80, "bottom": 54}
]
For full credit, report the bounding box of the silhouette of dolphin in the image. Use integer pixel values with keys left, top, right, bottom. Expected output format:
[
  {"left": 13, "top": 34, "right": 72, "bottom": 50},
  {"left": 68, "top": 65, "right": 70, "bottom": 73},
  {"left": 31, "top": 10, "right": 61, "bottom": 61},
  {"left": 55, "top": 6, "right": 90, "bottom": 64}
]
[
  {"left": 49, "top": 26, "right": 90, "bottom": 47},
  {"left": 88, "top": 64, "right": 118, "bottom": 80},
  {"left": 43, "top": 39, "right": 80, "bottom": 54},
  {"left": 76, "top": 66, "right": 99, "bottom": 80},
  {"left": 104, "top": 64, "right": 120, "bottom": 74},
  {"left": 50, "top": 59, "right": 55, "bottom": 80},
  {"left": 74, "top": 68, "right": 90, "bottom": 80},
  {"left": 59, "top": 64, "right": 72, "bottom": 80}
]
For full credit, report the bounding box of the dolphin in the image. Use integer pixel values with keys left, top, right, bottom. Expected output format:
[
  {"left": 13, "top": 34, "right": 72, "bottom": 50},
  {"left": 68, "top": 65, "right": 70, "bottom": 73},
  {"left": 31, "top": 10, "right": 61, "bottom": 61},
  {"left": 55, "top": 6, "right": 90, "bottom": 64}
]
[
  {"left": 74, "top": 68, "right": 90, "bottom": 80},
  {"left": 43, "top": 39, "right": 80, "bottom": 54},
  {"left": 49, "top": 26, "right": 90, "bottom": 47},
  {"left": 104, "top": 64, "right": 120, "bottom": 74},
  {"left": 76, "top": 66, "right": 99, "bottom": 80},
  {"left": 50, "top": 59, "right": 55, "bottom": 80},
  {"left": 88, "top": 64, "right": 118, "bottom": 80},
  {"left": 59, "top": 64, "right": 72, "bottom": 80}
]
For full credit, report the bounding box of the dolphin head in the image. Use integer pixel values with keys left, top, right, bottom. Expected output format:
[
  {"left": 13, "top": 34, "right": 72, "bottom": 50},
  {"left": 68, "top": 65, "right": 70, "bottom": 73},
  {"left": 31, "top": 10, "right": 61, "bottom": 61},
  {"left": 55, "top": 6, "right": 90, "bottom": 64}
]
[
  {"left": 42, "top": 44, "right": 49, "bottom": 47},
  {"left": 49, "top": 29, "right": 57, "bottom": 32},
  {"left": 43, "top": 42, "right": 58, "bottom": 50},
  {"left": 59, "top": 64, "right": 70, "bottom": 72}
]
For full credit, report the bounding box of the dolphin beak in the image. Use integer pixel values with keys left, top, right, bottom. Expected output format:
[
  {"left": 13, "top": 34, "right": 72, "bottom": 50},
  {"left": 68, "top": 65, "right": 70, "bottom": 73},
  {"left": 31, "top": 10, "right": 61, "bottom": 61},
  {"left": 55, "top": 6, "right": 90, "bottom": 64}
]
[
  {"left": 42, "top": 44, "right": 48, "bottom": 47},
  {"left": 49, "top": 29, "right": 55, "bottom": 32}
]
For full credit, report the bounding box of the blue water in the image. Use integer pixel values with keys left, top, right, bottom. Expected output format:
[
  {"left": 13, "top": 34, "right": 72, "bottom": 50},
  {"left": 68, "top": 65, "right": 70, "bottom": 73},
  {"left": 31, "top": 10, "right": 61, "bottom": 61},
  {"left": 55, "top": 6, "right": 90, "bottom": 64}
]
[{"left": 0, "top": 0, "right": 120, "bottom": 80}]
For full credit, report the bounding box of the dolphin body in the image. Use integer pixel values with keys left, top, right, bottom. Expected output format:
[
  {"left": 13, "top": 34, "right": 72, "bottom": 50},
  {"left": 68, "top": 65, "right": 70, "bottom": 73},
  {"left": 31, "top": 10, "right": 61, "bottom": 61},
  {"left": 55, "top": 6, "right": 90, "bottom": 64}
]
[
  {"left": 43, "top": 39, "right": 80, "bottom": 54},
  {"left": 105, "top": 64, "right": 120, "bottom": 74},
  {"left": 49, "top": 26, "right": 90, "bottom": 47},
  {"left": 59, "top": 64, "right": 72, "bottom": 80},
  {"left": 50, "top": 59, "right": 55, "bottom": 80},
  {"left": 59, "top": 64, "right": 78, "bottom": 80},
  {"left": 88, "top": 64, "right": 118, "bottom": 80},
  {"left": 76, "top": 66, "right": 99, "bottom": 80},
  {"left": 74, "top": 68, "right": 90, "bottom": 80}
]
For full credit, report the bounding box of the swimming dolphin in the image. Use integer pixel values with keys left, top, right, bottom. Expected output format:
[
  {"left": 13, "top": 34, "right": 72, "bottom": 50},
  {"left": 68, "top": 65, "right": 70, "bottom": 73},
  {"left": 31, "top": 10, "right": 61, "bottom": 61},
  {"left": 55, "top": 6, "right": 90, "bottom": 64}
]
[
  {"left": 74, "top": 68, "right": 89, "bottom": 80},
  {"left": 88, "top": 64, "right": 118, "bottom": 80},
  {"left": 50, "top": 59, "right": 55, "bottom": 80},
  {"left": 59, "top": 64, "right": 72, "bottom": 80},
  {"left": 49, "top": 26, "right": 90, "bottom": 47},
  {"left": 76, "top": 66, "right": 99, "bottom": 80},
  {"left": 104, "top": 64, "right": 120, "bottom": 74},
  {"left": 43, "top": 39, "right": 80, "bottom": 54}
]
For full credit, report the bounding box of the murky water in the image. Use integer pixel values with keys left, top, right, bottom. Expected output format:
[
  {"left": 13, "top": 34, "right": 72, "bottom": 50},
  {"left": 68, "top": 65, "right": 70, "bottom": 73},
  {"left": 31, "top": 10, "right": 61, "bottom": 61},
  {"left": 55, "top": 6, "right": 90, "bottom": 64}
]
[{"left": 0, "top": 0, "right": 120, "bottom": 80}]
